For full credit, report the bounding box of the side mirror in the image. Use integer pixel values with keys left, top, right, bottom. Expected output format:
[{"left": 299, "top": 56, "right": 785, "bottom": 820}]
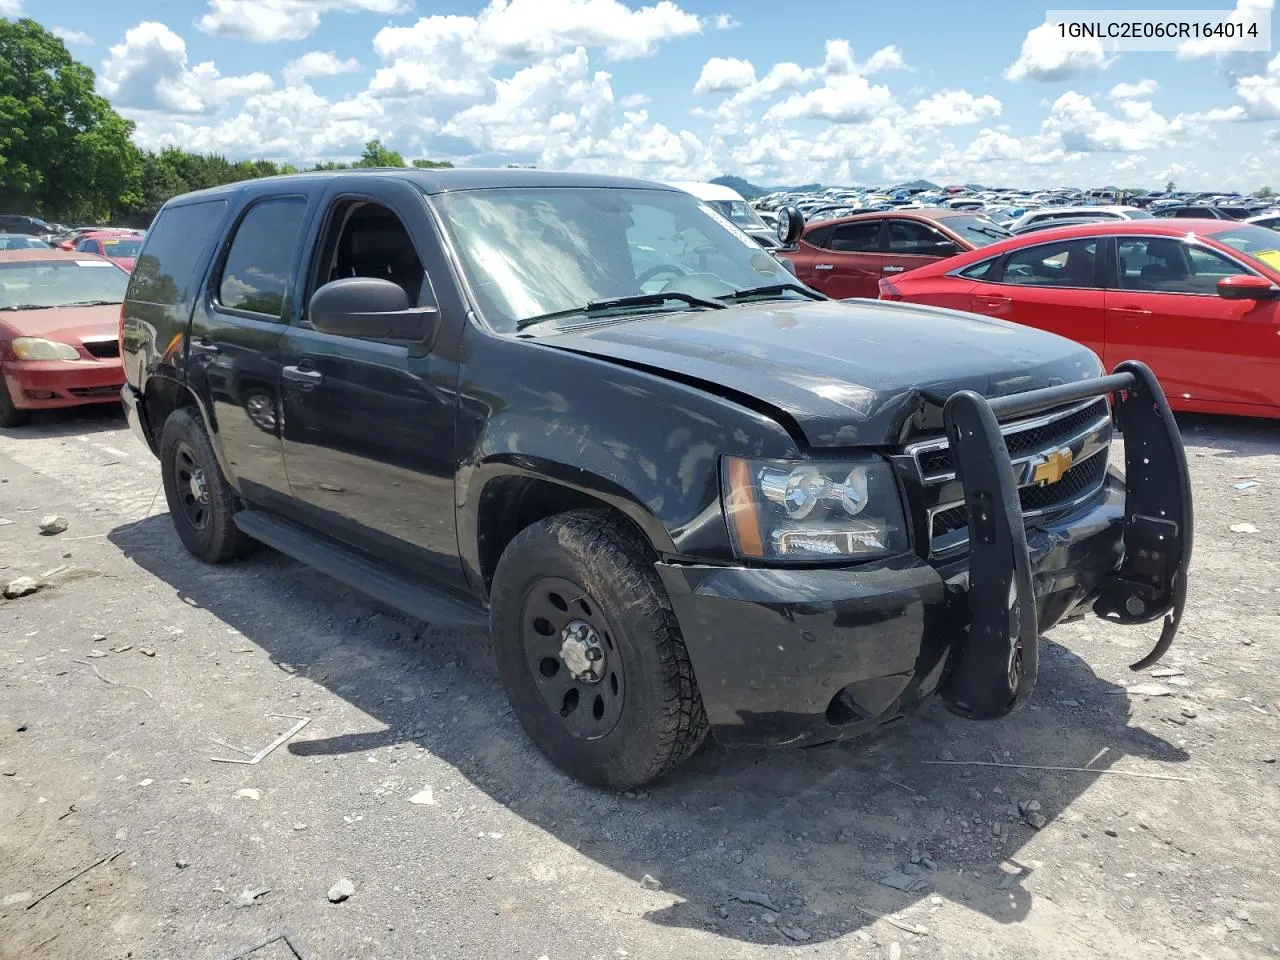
[
  {"left": 1216, "top": 274, "right": 1279, "bottom": 301},
  {"left": 308, "top": 277, "right": 439, "bottom": 347},
  {"left": 776, "top": 205, "right": 804, "bottom": 246},
  {"left": 931, "top": 241, "right": 961, "bottom": 257}
]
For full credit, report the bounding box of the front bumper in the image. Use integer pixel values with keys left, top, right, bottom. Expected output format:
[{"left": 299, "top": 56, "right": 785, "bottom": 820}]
[
  {"left": 657, "top": 477, "right": 1126, "bottom": 747},
  {"left": 2, "top": 358, "right": 124, "bottom": 410},
  {"left": 657, "top": 361, "right": 1192, "bottom": 747}
]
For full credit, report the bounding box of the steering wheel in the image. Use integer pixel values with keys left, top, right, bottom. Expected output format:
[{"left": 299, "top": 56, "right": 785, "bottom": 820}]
[{"left": 637, "top": 263, "right": 689, "bottom": 285}]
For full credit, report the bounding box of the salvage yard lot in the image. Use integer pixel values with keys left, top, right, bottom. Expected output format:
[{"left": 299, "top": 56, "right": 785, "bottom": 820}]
[{"left": 1, "top": 409, "right": 1277, "bottom": 960}]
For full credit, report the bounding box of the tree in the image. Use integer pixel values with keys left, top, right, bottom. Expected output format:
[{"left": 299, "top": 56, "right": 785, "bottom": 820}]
[
  {"left": 355, "top": 140, "right": 405, "bottom": 168},
  {"left": 0, "top": 18, "right": 142, "bottom": 221},
  {"left": 1165, "top": 180, "right": 1177, "bottom": 193},
  {"left": 1254, "top": 186, "right": 1274, "bottom": 199},
  {"left": 411, "top": 158, "right": 454, "bottom": 169}
]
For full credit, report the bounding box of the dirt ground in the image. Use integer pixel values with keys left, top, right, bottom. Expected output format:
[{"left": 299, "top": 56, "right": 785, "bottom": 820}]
[{"left": 0, "top": 406, "right": 1277, "bottom": 960}]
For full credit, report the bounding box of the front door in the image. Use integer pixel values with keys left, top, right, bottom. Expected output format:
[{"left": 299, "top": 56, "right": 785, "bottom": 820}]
[
  {"left": 1105, "top": 236, "right": 1280, "bottom": 409},
  {"left": 187, "top": 193, "right": 313, "bottom": 507},
  {"left": 277, "top": 181, "right": 464, "bottom": 584}
]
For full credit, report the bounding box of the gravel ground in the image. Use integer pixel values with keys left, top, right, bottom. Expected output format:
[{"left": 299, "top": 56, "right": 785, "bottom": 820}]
[{"left": 0, "top": 405, "right": 1277, "bottom": 960}]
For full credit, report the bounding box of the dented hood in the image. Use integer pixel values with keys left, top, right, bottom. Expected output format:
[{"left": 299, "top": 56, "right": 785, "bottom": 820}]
[{"left": 545, "top": 298, "right": 1104, "bottom": 447}]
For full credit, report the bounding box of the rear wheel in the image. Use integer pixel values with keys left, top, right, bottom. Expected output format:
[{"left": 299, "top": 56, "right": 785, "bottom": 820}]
[
  {"left": 159, "top": 407, "right": 253, "bottom": 563},
  {"left": 0, "top": 375, "right": 31, "bottom": 428},
  {"left": 490, "top": 510, "right": 707, "bottom": 789}
]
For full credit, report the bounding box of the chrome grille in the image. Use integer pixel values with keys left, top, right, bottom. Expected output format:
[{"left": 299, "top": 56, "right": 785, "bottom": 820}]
[{"left": 908, "top": 396, "right": 1113, "bottom": 556}]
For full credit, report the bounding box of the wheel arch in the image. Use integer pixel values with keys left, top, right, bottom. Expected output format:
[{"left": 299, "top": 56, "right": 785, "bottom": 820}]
[
  {"left": 143, "top": 373, "right": 238, "bottom": 490},
  {"left": 468, "top": 459, "right": 675, "bottom": 597}
]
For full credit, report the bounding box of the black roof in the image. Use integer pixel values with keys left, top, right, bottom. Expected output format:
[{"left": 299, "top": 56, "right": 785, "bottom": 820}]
[{"left": 170, "top": 167, "right": 680, "bottom": 205}]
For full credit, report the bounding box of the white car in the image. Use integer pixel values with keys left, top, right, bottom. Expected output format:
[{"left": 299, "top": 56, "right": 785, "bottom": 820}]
[
  {"left": 664, "top": 181, "right": 779, "bottom": 248},
  {"left": 1244, "top": 210, "right": 1280, "bottom": 230},
  {"left": 1005, "top": 205, "right": 1153, "bottom": 234}
]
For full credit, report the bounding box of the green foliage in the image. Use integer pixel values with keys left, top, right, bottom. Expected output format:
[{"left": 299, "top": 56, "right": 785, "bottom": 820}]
[
  {"left": 355, "top": 140, "right": 405, "bottom": 168},
  {"left": 1165, "top": 180, "right": 1177, "bottom": 193},
  {"left": 1253, "top": 186, "right": 1274, "bottom": 199},
  {"left": 412, "top": 158, "right": 455, "bottom": 169},
  {"left": 0, "top": 17, "right": 142, "bottom": 222}
]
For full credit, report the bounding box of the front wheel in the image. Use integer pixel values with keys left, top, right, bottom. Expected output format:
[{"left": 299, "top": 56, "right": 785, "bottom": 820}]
[
  {"left": 489, "top": 510, "right": 708, "bottom": 789},
  {"left": 0, "top": 375, "right": 31, "bottom": 428}
]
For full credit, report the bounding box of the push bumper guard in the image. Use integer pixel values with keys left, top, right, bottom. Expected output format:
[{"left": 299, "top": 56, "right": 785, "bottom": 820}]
[{"left": 939, "top": 360, "right": 1193, "bottom": 720}]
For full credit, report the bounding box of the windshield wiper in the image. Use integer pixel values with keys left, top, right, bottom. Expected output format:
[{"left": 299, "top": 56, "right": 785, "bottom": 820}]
[
  {"left": 718, "top": 282, "right": 829, "bottom": 303},
  {"left": 0, "top": 303, "right": 53, "bottom": 311},
  {"left": 516, "top": 292, "right": 727, "bottom": 332},
  {"left": 62, "top": 300, "right": 122, "bottom": 307}
]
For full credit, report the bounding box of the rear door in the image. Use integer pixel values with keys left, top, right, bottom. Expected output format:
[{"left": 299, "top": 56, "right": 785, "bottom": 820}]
[
  {"left": 186, "top": 192, "right": 315, "bottom": 508},
  {"left": 966, "top": 236, "right": 1107, "bottom": 357},
  {"left": 1105, "top": 236, "right": 1279, "bottom": 408},
  {"left": 805, "top": 219, "right": 885, "bottom": 299}
]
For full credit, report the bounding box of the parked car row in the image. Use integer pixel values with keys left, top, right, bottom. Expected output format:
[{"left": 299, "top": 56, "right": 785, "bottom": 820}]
[{"left": 767, "top": 203, "right": 1280, "bottom": 419}]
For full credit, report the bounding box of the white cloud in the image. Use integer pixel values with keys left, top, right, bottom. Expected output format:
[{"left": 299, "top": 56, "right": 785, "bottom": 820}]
[
  {"left": 619, "top": 92, "right": 650, "bottom": 107},
  {"left": 282, "top": 50, "right": 362, "bottom": 86},
  {"left": 692, "top": 56, "right": 756, "bottom": 94},
  {"left": 197, "top": 0, "right": 409, "bottom": 43},
  {"left": 99, "top": 21, "right": 273, "bottom": 114},
  {"left": 52, "top": 26, "right": 93, "bottom": 45},
  {"left": 711, "top": 13, "right": 739, "bottom": 29},
  {"left": 1004, "top": 21, "right": 1110, "bottom": 82},
  {"left": 0, "top": 0, "right": 22, "bottom": 15},
  {"left": 764, "top": 73, "right": 895, "bottom": 123},
  {"left": 1109, "top": 78, "right": 1157, "bottom": 99},
  {"left": 1177, "top": 0, "right": 1273, "bottom": 59},
  {"left": 821, "top": 40, "right": 906, "bottom": 76},
  {"left": 861, "top": 45, "right": 907, "bottom": 74},
  {"left": 912, "top": 89, "right": 1001, "bottom": 126},
  {"left": 1041, "top": 90, "right": 1184, "bottom": 153}
]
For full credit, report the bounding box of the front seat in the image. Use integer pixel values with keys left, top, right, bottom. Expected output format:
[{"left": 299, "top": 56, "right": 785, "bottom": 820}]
[{"left": 340, "top": 220, "right": 424, "bottom": 304}]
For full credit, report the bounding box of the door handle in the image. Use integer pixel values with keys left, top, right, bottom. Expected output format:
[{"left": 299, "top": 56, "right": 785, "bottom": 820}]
[
  {"left": 1109, "top": 306, "right": 1152, "bottom": 316},
  {"left": 882, "top": 265, "right": 906, "bottom": 273},
  {"left": 814, "top": 264, "right": 834, "bottom": 270},
  {"left": 973, "top": 295, "right": 1012, "bottom": 307},
  {"left": 190, "top": 337, "right": 220, "bottom": 355},
  {"left": 282, "top": 365, "right": 324, "bottom": 387}
]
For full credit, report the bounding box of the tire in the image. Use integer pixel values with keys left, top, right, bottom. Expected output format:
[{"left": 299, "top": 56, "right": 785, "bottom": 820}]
[
  {"left": 0, "top": 375, "right": 31, "bottom": 428},
  {"left": 490, "top": 510, "right": 708, "bottom": 789},
  {"left": 159, "top": 407, "right": 253, "bottom": 563}
]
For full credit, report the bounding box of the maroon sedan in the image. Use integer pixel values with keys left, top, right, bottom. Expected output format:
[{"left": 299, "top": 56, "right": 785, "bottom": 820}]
[{"left": 0, "top": 250, "right": 128, "bottom": 427}]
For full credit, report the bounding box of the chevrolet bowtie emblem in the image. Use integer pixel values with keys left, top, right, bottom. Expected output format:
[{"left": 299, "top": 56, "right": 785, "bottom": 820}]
[{"left": 1027, "top": 447, "right": 1074, "bottom": 486}]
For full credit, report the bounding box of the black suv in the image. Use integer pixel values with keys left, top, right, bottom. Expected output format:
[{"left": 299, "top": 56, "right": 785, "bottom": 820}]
[{"left": 120, "top": 170, "right": 1192, "bottom": 788}]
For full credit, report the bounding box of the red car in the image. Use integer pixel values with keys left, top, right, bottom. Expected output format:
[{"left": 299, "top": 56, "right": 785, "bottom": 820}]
[
  {"left": 879, "top": 219, "right": 1280, "bottom": 419},
  {"left": 778, "top": 209, "right": 1010, "bottom": 299},
  {"left": 0, "top": 250, "right": 129, "bottom": 427},
  {"left": 73, "top": 231, "right": 142, "bottom": 272}
]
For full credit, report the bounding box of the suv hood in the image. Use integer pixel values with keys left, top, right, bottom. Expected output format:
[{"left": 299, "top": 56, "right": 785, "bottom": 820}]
[{"left": 545, "top": 299, "right": 1104, "bottom": 447}]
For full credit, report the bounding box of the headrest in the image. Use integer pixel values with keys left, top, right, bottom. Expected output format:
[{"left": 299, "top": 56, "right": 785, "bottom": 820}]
[{"left": 346, "top": 220, "right": 412, "bottom": 261}]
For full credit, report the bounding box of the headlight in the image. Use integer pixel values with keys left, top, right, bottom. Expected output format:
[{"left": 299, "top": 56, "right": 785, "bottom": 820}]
[
  {"left": 722, "top": 455, "right": 908, "bottom": 562},
  {"left": 10, "top": 337, "right": 80, "bottom": 361}
]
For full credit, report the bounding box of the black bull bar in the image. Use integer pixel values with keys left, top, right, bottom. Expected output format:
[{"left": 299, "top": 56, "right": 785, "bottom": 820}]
[{"left": 939, "top": 360, "right": 1193, "bottom": 720}]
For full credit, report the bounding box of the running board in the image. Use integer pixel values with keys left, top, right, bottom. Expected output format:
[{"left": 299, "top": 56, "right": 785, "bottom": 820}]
[{"left": 234, "top": 509, "right": 488, "bottom": 628}]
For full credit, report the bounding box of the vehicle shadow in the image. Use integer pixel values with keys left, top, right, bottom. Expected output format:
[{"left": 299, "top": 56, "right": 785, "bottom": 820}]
[
  {"left": 3, "top": 403, "right": 127, "bottom": 439},
  {"left": 109, "top": 515, "right": 1189, "bottom": 946},
  {"left": 1174, "top": 411, "right": 1279, "bottom": 459}
]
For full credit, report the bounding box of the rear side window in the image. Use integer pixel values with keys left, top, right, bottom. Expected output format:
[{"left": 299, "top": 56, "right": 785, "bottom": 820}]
[
  {"left": 826, "top": 221, "right": 882, "bottom": 252},
  {"left": 217, "top": 198, "right": 307, "bottom": 318},
  {"left": 956, "top": 258, "right": 997, "bottom": 280},
  {"left": 127, "top": 200, "right": 227, "bottom": 306}
]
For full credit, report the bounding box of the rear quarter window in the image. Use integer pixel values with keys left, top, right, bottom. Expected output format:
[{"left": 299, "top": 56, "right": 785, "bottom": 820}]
[{"left": 126, "top": 199, "right": 228, "bottom": 307}]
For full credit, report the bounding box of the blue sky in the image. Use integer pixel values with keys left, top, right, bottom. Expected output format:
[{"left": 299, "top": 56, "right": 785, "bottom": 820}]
[{"left": 7, "top": 0, "right": 1280, "bottom": 189}]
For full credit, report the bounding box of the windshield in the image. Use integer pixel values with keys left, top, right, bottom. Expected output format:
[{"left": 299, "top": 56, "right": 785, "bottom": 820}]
[
  {"left": 705, "top": 199, "right": 767, "bottom": 230},
  {"left": 1207, "top": 223, "right": 1280, "bottom": 268},
  {"left": 940, "top": 215, "right": 1012, "bottom": 247},
  {"left": 0, "top": 259, "right": 129, "bottom": 309},
  {"left": 432, "top": 187, "right": 788, "bottom": 332},
  {"left": 98, "top": 237, "right": 143, "bottom": 257},
  {"left": 0, "top": 236, "right": 49, "bottom": 251}
]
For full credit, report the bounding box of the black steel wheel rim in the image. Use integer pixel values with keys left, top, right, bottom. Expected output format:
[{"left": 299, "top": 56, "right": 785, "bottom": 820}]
[
  {"left": 520, "top": 575, "right": 625, "bottom": 740},
  {"left": 172, "top": 440, "right": 210, "bottom": 530}
]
